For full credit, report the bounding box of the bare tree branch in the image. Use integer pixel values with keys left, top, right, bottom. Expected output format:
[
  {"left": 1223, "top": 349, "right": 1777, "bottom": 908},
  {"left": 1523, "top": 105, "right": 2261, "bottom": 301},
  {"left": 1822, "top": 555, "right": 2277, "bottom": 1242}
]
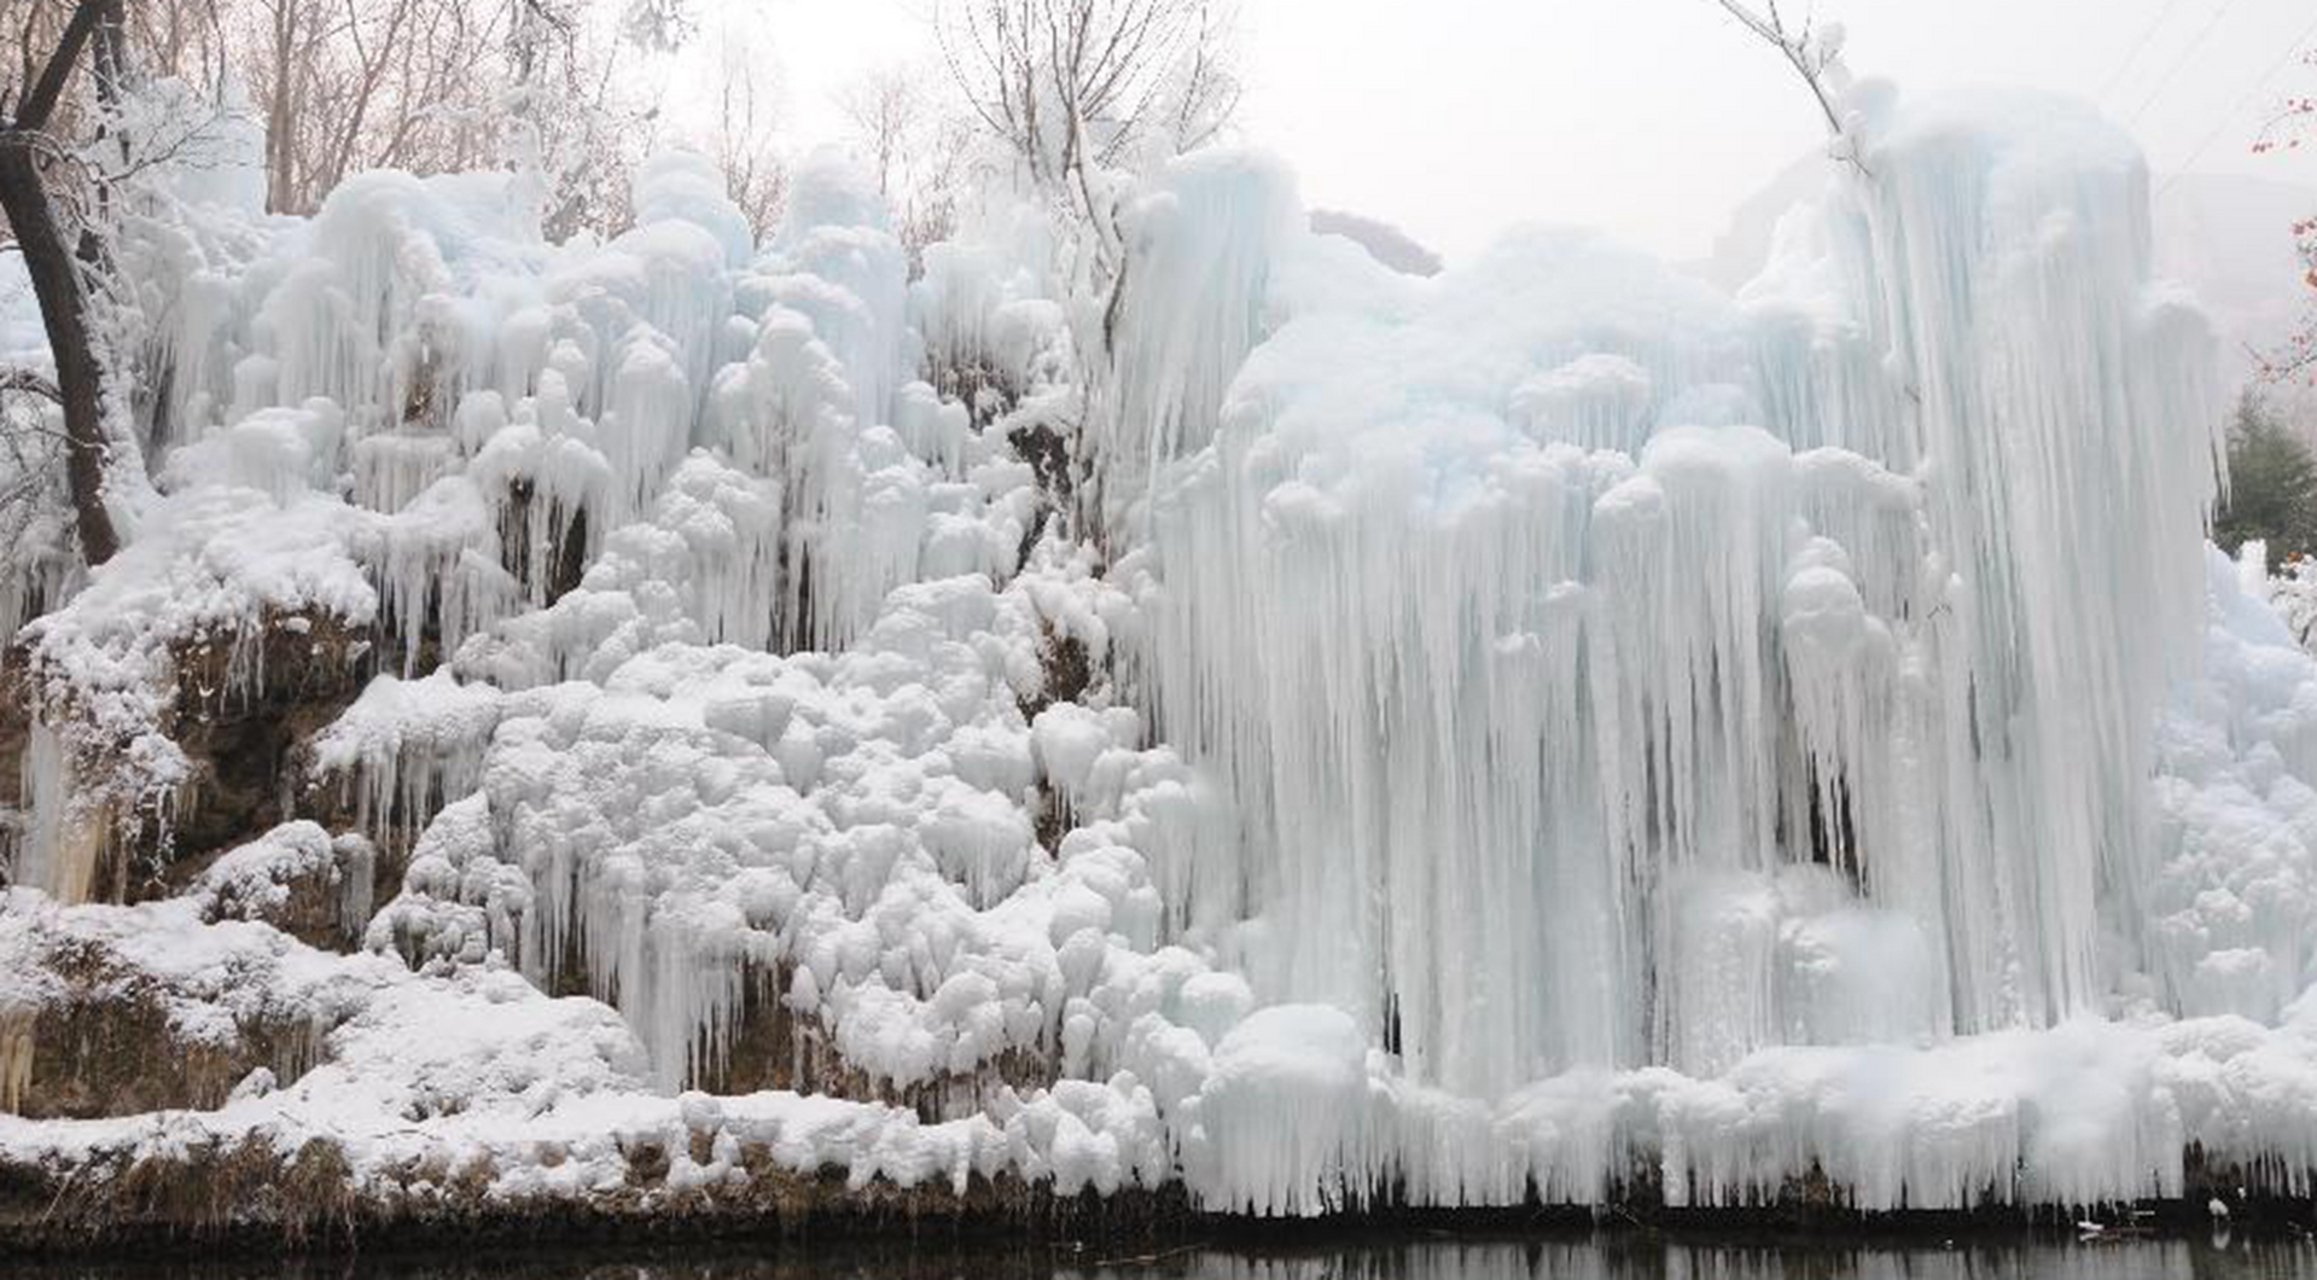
[
  {"left": 0, "top": 369, "right": 62, "bottom": 404},
  {"left": 1714, "top": 0, "right": 1867, "bottom": 175}
]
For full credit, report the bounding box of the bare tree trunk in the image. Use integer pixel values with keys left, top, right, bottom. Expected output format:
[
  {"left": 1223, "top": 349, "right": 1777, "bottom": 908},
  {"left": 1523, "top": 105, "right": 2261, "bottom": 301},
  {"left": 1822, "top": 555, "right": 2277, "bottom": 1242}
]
[
  {"left": 264, "top": 0, "right": 303, "bottom": 213},
  {"left": 0, "top": 0, "right": 122, "bottom": 565}
]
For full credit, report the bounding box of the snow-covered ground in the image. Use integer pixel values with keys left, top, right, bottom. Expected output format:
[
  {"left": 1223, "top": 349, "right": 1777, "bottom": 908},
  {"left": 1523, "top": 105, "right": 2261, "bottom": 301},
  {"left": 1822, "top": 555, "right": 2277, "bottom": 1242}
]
[{"left": 6, "top": 69, "right": 2317, "bottom": 1228}]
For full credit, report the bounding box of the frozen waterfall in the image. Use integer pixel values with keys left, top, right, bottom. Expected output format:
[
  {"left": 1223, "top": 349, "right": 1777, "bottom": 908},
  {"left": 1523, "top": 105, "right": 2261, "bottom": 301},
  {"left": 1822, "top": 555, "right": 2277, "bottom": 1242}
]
[{"left": 15, "top": 78, "right": 2317, "bottom": 1220}]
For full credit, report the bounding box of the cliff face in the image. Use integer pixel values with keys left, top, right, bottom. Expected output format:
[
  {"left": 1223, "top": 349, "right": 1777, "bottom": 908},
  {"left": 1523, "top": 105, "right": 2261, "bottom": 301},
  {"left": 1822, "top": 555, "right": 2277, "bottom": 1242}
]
[{"left": 4, "top": 85, "right": 2317, "bottom": 1244}]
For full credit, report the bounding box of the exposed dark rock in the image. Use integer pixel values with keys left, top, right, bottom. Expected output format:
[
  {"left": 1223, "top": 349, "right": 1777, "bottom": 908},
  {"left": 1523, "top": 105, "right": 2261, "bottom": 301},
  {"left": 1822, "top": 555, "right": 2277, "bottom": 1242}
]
[
  {"left": 1007, "top": 419, "right": 1075, "bottom": 509},
  {"left": 138, "top": 610, "right": 373, "bottom": 902},
  {"left": 0, "top": 937, "right": 328, "bottom": 1119}
]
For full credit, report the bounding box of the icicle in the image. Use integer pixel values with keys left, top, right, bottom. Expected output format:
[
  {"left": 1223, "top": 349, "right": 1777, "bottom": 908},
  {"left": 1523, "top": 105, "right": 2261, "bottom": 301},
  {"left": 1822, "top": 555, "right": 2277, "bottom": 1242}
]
[
  {"left": 0, "top": 1004, "right": 30, "bottom": 1115},
  {"left": 708, "top": 303, "right": 928, "bottom": 651},
  {"left": 311, "top": 671, "right": 504, "bottom": 849},
  {"left": 364, "top": 476, "right": 519, "bottom": 674},
  {"left": 597, "top": 326, "right": 695, "bottom": 528},
  {"left": 1098, "top": 150, "right": 1303, "bottom": 532},
  {"left": 16, "top": 724, "right": 101, "bottom": 904}
]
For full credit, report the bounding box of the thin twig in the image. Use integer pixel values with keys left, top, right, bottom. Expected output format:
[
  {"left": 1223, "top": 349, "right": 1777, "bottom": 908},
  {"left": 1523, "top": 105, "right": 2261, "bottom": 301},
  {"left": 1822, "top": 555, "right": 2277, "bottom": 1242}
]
[{"left": 1713, "top": 0, "right": 1869, "bottom": 176}]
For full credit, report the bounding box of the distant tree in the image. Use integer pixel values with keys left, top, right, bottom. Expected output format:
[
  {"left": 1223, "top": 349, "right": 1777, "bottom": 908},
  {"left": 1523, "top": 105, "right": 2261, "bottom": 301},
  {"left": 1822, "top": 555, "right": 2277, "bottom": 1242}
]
[
  {"left": 239, "top": 0, "right": 517, "bottom": 215},
  {"left": 617, "top": 0, "right": 694, "bottom": 52},
  {"left": 834, "top": 66, "right": 920, "bottom": 201},
  {"left": 834, "top": 64, "right": 975, "bottom": 266},
  {"left": 2214, "top": 393, "right": 2317, "bottom": 561},
  {"left": 707, "top": 14, "right": 785, "bottom": 241},
  {"left": 893, "top": 111, "right": 977, "bottom": 266}
]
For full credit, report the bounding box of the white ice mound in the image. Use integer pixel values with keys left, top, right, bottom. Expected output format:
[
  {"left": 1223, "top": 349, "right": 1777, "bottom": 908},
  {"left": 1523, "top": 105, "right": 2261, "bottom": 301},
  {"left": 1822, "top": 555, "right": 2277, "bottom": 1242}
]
[{"left": 1137, "top": 82, "right": 2246, "bottom": 1140}]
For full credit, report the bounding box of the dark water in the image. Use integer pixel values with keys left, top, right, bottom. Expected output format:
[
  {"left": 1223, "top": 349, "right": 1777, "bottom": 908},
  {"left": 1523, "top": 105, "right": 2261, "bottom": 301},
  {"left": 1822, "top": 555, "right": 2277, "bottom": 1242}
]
[{"left": 15, "top": 1233, "right": 2317, "bottom": 1280}]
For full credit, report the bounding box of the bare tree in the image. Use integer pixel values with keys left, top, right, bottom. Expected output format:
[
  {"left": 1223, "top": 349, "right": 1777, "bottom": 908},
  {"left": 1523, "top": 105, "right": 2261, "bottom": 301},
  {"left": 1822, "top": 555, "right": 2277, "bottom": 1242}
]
[
  {"left": 937, "top": 0, "right": 1238, "bottom": 224},
  {"left": 834, "top": 66, "right": 921, "bottom": 200},
  {"left": 835, "top": 63, "right": 980, "bottom": 265},
  {"left": 107, "top": 0, "right": 648, "bottom": 226},
  {"left": 935, "top": 0, "right": 1240, "bottom": 353},
  {"left": 707, "top": 14, "right": 785, "bottom": 241},
  {"left": 0, "top": 0, "right": 126, "bottom": 564},
  {"left": 242, "top": 0, "right": 513, "bottom": 215},
  {"left": 1713, "top": 0, "right": 1866, "bottom": 175},
  {"left": 894, "top": 108, "right": 978, "bottom": 265},
  {"left": 507, "top": 0, "right": 660, "bottom": 238}
]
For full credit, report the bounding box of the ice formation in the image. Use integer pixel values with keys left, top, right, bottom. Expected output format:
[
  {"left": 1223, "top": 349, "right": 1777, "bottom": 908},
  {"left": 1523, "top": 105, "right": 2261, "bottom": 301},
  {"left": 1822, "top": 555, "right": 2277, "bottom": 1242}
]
[
  {"left": 1140, "top": 90, "right": 2222, "bottom": 1098},
  {"left": 9, "top": 73, "right": 2317, "bottom": 1223}
]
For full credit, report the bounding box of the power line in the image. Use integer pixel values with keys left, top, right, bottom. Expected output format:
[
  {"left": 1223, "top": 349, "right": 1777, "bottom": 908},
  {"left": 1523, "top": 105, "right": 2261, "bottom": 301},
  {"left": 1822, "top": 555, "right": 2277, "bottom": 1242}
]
[
  {"left": 2101, "top": 0, "right": 2192, "bottom": 100},
  {"left": 2130, "top": 0, "right": 2244, "bottom": 127},
  {"left": 2156, "top": 8, "right": 2317, "bottom": 198}
]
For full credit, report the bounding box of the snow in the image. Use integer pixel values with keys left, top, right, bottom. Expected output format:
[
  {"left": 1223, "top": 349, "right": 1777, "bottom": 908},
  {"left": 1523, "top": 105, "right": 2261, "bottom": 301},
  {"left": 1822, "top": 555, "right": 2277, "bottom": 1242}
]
[
  {"left": 1184, "top": 1003, "right": 1372, "bottom": 1215},
  {"left": 19, "top": 885, "right": 2317, "bottom": 1218},
  {"left": 5, "top": 69, "right": 2316, "bottom": 1224},
  {"left": 186, "top": 820, "right": 365, "bottom": 929},
  {"left": 0, "top": 889, "right": 400, "bottom": 1099}
]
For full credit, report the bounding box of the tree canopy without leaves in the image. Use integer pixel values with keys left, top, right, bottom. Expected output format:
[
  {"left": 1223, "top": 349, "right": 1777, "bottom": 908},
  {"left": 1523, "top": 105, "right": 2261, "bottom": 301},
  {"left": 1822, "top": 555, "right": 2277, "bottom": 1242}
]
[{"left": 937, "top": 0, "right": 1238, "bottom": 197}]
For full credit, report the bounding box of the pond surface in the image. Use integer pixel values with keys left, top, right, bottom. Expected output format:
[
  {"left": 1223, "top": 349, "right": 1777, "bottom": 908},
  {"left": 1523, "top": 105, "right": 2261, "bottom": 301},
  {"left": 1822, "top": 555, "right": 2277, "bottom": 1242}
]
[{"left": 18, "top": 1232, "right": 2317, "bottom": 1280}]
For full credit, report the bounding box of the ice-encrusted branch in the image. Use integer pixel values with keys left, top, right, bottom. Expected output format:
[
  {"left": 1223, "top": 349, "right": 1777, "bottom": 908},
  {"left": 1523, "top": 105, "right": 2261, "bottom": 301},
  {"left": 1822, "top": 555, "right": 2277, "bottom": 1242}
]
[
  {"left": 1715, "top": 0, "right": 1869, "bottom": 176},
  {"left": 0, "top": 369, "right": 63, "bottom": 404}
]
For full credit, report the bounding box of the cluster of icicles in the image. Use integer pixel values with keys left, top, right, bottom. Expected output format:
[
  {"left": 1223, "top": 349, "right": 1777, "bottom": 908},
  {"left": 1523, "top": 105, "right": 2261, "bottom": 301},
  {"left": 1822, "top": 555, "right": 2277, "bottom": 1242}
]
[{"left": 1131, "top": 94, "right": 2227, "bottom": 1097}]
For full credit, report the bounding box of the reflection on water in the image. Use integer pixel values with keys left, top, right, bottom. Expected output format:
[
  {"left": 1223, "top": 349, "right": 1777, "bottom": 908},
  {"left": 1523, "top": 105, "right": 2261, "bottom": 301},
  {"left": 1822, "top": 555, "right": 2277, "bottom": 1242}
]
[{"left": 16, "top": 1234, "right": 2314, "bottom": 1280}]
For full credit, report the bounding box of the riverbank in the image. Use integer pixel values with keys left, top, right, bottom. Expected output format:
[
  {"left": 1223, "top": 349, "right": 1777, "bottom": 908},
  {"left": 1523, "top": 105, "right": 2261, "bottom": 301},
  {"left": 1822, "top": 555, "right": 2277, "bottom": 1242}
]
[{"left": 4, "top": 1138, "right": 2308, "bottom": 1259}]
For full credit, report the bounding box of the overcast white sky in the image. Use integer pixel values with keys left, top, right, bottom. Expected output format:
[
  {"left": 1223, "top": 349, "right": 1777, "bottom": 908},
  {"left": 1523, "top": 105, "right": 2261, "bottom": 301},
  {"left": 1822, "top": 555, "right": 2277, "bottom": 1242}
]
[{"left": 709, "top": 0, "right": 2317, "bottom": 264}]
